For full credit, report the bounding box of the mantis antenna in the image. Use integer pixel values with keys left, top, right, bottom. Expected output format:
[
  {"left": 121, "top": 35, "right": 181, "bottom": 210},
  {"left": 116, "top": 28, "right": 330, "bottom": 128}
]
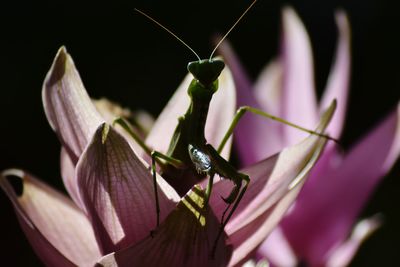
[
  {"left": 134, "top": 8, "right": 201, "bottom": 61},
  {"left": 209, "top": 0, "right": 258, "bottom": 60}
]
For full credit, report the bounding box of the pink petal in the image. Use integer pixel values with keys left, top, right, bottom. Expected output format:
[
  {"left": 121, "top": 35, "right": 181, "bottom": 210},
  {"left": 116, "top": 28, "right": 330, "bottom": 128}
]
[
  {"left": 281, "top": 103, "right": 400, "bottom": 265},
  {"left": 93, "top": 98, "right": 149, "bottom": 156},
  {"left": 256, "top": 227, "right": 297, "bottom": 267},
  {"left": 319, "top": 10, "right": 351, "bottom": 139},
  {"left": 146, "top": 66, "right": 236, "bottom": 159},
  {"left": 96, "top": 186, "right": 232, "bottom": 267},
  {"left": 76, "top": 123, "right": 179, "bottom": 254},
  {"left": 218, "top": 41, "right": 283, "bottom": 165},
  {"left": 144, "top": 74, "right": 191, "bottom": 155},
  {"left": 208, "top": 101, "right": 337, "bottom": 266},
  {"left": 0, "top": 169, "right": 101, "bottom": 267},
  {"left": 281, "top": 7, "right": 318, "bottom": 145},
  {"left": 254, "top": 59, "right": 284, "bottom": 118},
  {"left": 93, "top": 98, "right": 135, "bottom": 124},
  {"left": 60, "top": 147, "right": 82, "bottom": 208},
  {"left": 325, "top": 215, "right": 381, "bottom": 267},
  {"left": 205, "top": 65, "right": 236, "bottom": 159},
  {"left": 42, "top": 46, "right": 104, "bottom": 163}
]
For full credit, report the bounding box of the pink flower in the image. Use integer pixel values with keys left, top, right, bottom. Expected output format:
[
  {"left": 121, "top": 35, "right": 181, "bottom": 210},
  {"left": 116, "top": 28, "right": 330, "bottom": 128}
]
[
  {"left": 219, "top": 7, "right": 400, "bottom": 267},
  {"left": 0, "top": 38, "right": 336, "bottom": 266}
]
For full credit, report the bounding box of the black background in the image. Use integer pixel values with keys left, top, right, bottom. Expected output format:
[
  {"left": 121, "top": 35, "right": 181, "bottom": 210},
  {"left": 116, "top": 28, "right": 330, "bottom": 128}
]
[{"left": 0, "top": 0, "right": 399, "bottom": 266}]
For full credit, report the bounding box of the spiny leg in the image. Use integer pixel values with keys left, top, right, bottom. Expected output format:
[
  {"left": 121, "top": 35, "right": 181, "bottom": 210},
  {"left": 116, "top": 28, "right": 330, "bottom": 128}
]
[
  {"left": 203, "top": 144, "right": 251, "bottom": 257},
  {"left": 217, "top": 106, "right": 339, "bottom": 153},
  {"left": 221, "top": 174, "right": 250, "bottom": 227},
  {"left": 211, "top": 174, "right": 250, "bottom": 258},
  {"left": 221, "top": 204, "right": 232, "bottom": 225},
  {"left": 151, "top": 151, "right": 185, "bottom": 228},
  {"left": 220, "top": 182, "right": 240, "bottom": 224}
]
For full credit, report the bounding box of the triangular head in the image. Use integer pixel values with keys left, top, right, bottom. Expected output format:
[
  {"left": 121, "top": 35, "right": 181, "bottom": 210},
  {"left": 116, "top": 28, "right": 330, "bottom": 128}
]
[{"left": 187, "top": 59, "right": 225, "bottom": 87}]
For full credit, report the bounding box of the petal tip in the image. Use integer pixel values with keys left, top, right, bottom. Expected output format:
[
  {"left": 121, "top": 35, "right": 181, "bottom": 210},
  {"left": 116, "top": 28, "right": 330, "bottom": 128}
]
[
  {"left": 334, "top": 9, "right": 351, "bottom": 36},
  {"left": 282, "top": 6, "right": 298, "bottom": 24},
  {"left": 45, "top": 46, "right": 70, "bottom": 87},
  {"left": 101, "top": 123, "right": 110, "bottom": 144},
  {"left": 57, "top": 45, "right": 68, "bottom": 56}
]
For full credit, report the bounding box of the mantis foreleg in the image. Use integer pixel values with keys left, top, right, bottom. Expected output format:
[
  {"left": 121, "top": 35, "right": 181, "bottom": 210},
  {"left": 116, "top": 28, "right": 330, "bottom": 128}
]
[{"left": 151, "top": 151, "right": 185, "bottom": 227}]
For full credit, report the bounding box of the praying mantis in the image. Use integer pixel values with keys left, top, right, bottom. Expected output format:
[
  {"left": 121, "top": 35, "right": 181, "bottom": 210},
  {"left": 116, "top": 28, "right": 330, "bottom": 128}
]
[{"left": 115, "top": 0, "right": 338, "bottom": 257}]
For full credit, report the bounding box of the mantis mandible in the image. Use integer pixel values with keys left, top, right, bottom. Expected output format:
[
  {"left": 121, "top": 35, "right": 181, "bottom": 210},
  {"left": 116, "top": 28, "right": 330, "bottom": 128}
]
[{"left": 115, "top": 0, "right": 338, "bottom": 256}]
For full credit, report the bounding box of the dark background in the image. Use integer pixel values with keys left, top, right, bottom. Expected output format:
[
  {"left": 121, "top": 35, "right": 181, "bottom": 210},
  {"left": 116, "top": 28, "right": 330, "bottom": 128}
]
[{"left": 0, "top": 0, "right": 399, "bottom": 266}]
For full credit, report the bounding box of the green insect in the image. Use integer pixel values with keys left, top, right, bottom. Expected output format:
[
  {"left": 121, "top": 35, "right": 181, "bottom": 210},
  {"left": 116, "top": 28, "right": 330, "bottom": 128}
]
[{"left": 115, "top": 0, "right": 337, "bottom": 257}]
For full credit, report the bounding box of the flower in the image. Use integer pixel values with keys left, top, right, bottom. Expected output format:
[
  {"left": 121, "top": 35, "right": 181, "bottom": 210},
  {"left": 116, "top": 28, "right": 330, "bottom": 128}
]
[
  {"left": 219, "top": 7, "right": 400, "bottom": 267},
  {"left": 0, "top": 29, "right": 336, "bottom": 267}
]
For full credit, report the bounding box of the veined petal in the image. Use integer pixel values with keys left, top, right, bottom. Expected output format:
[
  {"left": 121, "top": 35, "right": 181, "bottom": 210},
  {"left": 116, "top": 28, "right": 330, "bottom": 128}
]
[
  {"left": 60, "top": 148, "right": 82, "bottom": 208},
  {"left": 218, "top": 41, "right": 283, "bottom": 165},
  {"left": 76, "top": 123, "right": 179, "bottom": 254},
  {"left": 326, "top": 215, "right": 382, "bottom": 267},
  {"left": 281, "top": 103, "right": 400, "bottom": 265},
  {"left": 320, "top": 10, "right": 351, "bottom": 139},
  {"left": 281, "top": 7, "right": 318, "bottom": 145},
  {"left": 208, "top": 101, "right": 336, "bottom": 266},
  {"left": 0, "top": 169, "right": 101, "bottom": 267},
  {"left": 42, "top": 46, "right": 104, "bottom": 163},
  {"left": 96, "top": 186, "right": 232, "bottom": 267},
  {"left": 93, "top": 98, "right": 151, "bottom": 157},
  {"left": 145, "top": 65, "right": 236, "bottom": 159}
]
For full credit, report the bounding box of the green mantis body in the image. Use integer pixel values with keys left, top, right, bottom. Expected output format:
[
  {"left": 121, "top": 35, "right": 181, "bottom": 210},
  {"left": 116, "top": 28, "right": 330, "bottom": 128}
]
[
  {"left": 150, "top": 59, "right": 250, "bottom": 243},
  {"left": 117, "top": 54, "right": 336, "bottom": 256},
  {"left": 116, "top": 1, "right": 338, "bottom": 257}
]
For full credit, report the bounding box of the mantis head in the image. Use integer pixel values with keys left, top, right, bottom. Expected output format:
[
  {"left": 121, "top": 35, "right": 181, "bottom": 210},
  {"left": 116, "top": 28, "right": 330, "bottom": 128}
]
[{"left": 187, "top": 59, "right": 225, "bottom": 88}]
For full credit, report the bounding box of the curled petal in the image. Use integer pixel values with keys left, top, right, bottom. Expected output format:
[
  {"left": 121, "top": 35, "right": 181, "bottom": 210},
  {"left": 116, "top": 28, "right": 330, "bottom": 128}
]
[
  {"left": 281, "top": 7, "right": 318, "bottom": 144},
  {"left": 96, "top": 186, "right": 232, "bottom": 267},
  {"left": 208, "top": 101, "right": 336, "bottom": 265},
  {"left": 320, "top": 10, "right": 351, "bottom": 139},
  {"left": 218, "top": 41, "right": 283, "bottom": 165},
  {"left": 0, "top": 169, "right": 101, "bottom": 267},
  {"left": 326, "top": 215, "right": 382, "bottom": 267},
  {"left": 42, "top": 47, "right": 104, "bottom": 163},
  {"left": 76, "top": 123, "right": 179, "bottom": 254},
  {"left": 281, "top": 103, "right": 400, "bottom": 265}
]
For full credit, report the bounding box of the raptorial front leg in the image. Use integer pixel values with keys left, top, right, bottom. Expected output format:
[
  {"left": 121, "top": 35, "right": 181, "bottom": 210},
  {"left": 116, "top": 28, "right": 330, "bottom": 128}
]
[{"left": 211, "top": 173, "right": 250, "bottom": 259}]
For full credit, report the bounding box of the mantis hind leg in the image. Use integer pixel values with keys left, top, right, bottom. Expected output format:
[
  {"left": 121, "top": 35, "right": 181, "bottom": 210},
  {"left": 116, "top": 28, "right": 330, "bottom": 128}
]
[{"left": 217, "top": 106, "right": 339, "bottom": 153}]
